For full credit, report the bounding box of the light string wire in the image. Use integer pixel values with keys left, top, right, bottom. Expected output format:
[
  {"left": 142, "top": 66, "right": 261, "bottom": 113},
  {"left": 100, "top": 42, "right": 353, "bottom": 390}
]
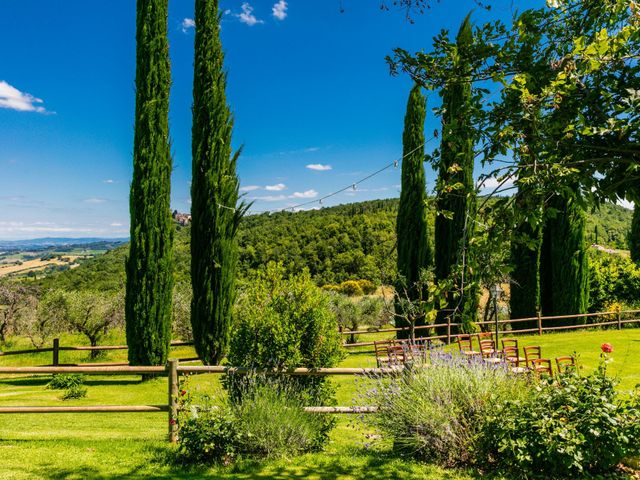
[{"left": 218, "top": 135, "right": 437, "bottom": 215}]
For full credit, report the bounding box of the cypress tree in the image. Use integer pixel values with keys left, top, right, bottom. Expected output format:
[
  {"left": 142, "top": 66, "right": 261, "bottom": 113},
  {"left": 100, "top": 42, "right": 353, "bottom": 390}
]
[
  {"left": 509, "top": 219, "right": 542, "bottom": 327},
  {"left": 539, "top": 194, "right": 589, "bottom": 323},
  {"left": 190, "top": 0, "right": 246, "bottom": 365},
  {"left": 125, "top": 0, "right": 174, "bottom": 366},
  {"left": 395, "top": 84, "right": 431, "bottom": 340},
  {"left": 434, "top": 14, "right": 478, "bottom": 334},
  {"left": 630, "top": 204, "right": 640, "bottom": 265}
]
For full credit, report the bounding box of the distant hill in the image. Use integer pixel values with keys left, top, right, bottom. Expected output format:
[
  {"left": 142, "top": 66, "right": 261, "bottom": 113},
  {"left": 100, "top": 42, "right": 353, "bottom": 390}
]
[
  {"left": 30, "top": 198, "right": 633, "bottom": 292},
  {"left": 0, "top": 238, "right": 127, "bottom": 253}
]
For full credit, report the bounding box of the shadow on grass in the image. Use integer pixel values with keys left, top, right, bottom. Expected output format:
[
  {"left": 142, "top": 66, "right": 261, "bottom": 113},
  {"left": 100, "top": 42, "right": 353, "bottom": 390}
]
[
  {"left": 0, "top": 376, "right": 146, "bottom": 387},
  {"left": 2, "top": 440, "right": 492, "bottom": 480}
]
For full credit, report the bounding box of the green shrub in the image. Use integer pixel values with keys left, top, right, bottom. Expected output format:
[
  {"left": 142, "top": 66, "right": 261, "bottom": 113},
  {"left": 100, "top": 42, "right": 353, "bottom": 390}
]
[
  {"left": 233, "top": 376, "right": 327, "bottom": 457},
  {"left": 47, "top": 374, "right": 86, "bottom": 390},
  {"left": 482, "top": 362, "right": 640, "bottom": 477},
  {"left": 360, "top": 352, "right": 527, "bottom": 467},
  {"left": 177, "top": 376, "right": 328, "bottom": 464},
  {"left": 589, "top": 250, "right": 640, "bottom": 312},
  {"left": 229, "top": 263, "right": 343, "bottom": 443},
  {"left": 177, "top": 395, "right": 239, "bottom": 465},
  {"left": 61, "top": 384, "right": 88, "bottom": 400}
]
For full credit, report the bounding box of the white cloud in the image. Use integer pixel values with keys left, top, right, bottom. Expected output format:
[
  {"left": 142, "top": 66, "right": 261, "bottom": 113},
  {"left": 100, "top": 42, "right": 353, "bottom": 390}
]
[
  {"left": 265, "top": 183, "right": 286, "bottom": 191},
  {"left": 617, "top": 199, "right": 634, "bottom": 210},
  {"left": 252, "top": 194, "right": 287, "bottom": 202},
  {"left": 306, "top": 164, "right": 332, "bottom": 171},
  {"left": 272, "top": 0, "right": 288, "bottom": 20},
  {"left": 240, "top": 185, "right": 261, "bottom": 192},
  {"left": 290, "top": 189, "right": 318, "bottom": 199},
  {"left": 110, "top": 222, "right": 123, "bottom": 227},
  {"left": 237, "top": 3, "right": 263, "bottom": 26},
  {"left": 181, "top": 18, "right": 195, "bottom": 33},
  {"left": 477, "top": 175, "right": 515, "bottom": 191},
  {"left": 103, "top": 179, "right": 115, "bottom": 184},
  {"left": 83, "top": 198, "right": 107, "bottom": 204},
  {"left": 0, "top": 81, "right": 48, "bottom": 113}
]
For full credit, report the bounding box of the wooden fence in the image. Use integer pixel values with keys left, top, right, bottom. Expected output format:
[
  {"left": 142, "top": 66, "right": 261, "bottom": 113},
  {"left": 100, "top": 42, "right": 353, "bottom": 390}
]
[
  {"left": 340, "top": 309, "right": 640, "bottom": 348},
  {"left": 0, "top": 340, "right": 197, "bottom": 366},
  {"left": 0, "top": 362, "right": 400, "bottom": 443}
]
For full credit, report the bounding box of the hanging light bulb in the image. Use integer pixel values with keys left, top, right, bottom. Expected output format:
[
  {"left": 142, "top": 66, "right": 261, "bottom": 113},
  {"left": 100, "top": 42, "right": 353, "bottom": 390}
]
[
  {"left": 393, "top": 159, "right": 399, "bottom": 168},
  {"left": 352, "top": 183, "right": 357, "bottom": 190}
]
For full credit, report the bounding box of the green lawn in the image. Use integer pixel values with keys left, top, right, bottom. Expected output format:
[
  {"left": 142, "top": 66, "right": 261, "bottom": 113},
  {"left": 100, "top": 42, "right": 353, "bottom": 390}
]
[{"left": 0, "top": 328, "right": 638, "bottom": 479}]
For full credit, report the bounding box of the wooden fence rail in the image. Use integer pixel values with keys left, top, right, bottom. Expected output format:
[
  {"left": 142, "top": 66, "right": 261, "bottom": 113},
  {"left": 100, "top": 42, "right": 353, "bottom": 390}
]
[
  {"left": 341, "top": 309, "right": 640, "bottom": 348},
  {"left": 0, "top": 362, "right": 399, "bottom": 443},
  {"left": 0, "top": 340, "right": 195, "bottom": 366}
]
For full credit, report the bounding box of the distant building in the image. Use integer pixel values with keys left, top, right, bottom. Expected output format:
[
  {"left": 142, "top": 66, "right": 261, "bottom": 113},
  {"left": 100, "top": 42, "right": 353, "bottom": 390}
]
[{"left": 172, "top": 210, "right": 191, "bottom": 226}]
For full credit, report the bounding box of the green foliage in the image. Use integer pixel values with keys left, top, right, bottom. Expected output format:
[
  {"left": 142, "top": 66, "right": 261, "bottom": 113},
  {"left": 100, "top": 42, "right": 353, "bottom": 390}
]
[
  {"left": 588, "top": 250, "right": 640, "bottom": 312},
  {"left": 361, "top": 352, "right": 527, "bottom": 467},
  {"left": 238, "top": 199, "right": 402, "bottom": 285},
  {"left": 126, "top": 0, "right": 174, "bottom": 366},
  {"left": 46, "top": 374, "right": 86, "bottom": 390},
  {"left": 396, "top": 84, "right": 432, "bottom": 336},
  {"left": 630, "top": 205, "right": 640, "bottom": 265},
  {"left": 329, "top": 293, "right": 388, "bottom": 343},
  {"left": 323, "top": 279, "right": 376, "bottom": 296},
  {"left": 434, "top": 15, "right": 479, "bottom": 334},
  {"left": 177, "top": 377, "right": 329, "bottom": 465},
  {"left": 61, "top": 384, "right": 88, "bottom": 401},
  {"left": 177, "top": 395, "right": 239, "bottom": 464},
  {"left": 230, "top": 263, "right": 343, "bottom": 371},
  {"left": 509, "top": 222, "right": 541, "bottom": 326},
  {"left": 540, "top": 195, "right": 589, "bottom": 321},
  {"left": 228, "top": 263, "right": 343, "bottom": 423},
  {"left": 482, "top": 364, "right": 640, "bottom": 477},
  {"left": 190, "top": 0, "right": 247, "bottom": 366}
]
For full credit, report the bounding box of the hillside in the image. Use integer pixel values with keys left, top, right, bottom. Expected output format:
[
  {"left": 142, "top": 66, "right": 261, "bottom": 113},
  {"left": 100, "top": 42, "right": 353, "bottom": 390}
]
[{"left": 30, "top": 198, "right": 633, "bottom": 291}]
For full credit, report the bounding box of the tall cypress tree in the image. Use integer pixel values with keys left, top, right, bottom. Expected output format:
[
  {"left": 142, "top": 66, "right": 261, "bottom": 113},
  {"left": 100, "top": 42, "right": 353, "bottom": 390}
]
[
  {"left": 125, "top": 0, "right": 174, "bottom": 366},
  {"left": 539, "top": 194, "right": 589, "bottom": 323},
  {"left": 630, "top": 203, "right": 640, "bottom": 265},
  {"left": 434, "top": 14, "right": 478, "bottom": 334},
  {"left": 191, "top": 0, "right": 246, "bottom": 365},
  {"left": 395, "top": 84, "right": 431, "bottom": 340}
]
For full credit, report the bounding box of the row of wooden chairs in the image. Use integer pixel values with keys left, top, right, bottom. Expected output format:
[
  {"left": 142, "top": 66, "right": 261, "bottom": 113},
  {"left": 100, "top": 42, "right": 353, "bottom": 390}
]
[
  {"left": 374, "top": 339, "right": 430, "bottom": 367},
  {"left": 458, "top": 334, "right": 576, "bottom": 377}
]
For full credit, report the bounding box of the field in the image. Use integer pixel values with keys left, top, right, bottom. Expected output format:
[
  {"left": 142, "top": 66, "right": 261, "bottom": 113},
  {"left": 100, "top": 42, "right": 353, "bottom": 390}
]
[{"left": 0, "top": 328, "right": 638, "bottom": 479}]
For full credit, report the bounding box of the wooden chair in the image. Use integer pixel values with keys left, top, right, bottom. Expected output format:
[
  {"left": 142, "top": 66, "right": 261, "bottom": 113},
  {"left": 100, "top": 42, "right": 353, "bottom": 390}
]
[
  {"left": 475, "top": 332, "right": 494, "bottom": 351},
  {"left": 501, "top": 338, "right": 525, "bottom": 365},
  {"left": 479, "top": 338, "right": 498, "bottom": 358},
  {"left": 457, "top": 335, "right": 480, "bottom": 358},
  {"left": 530, "top": 358, "right": 553, "bottom": 378},
  {"left": 523, "top": 345, "right": 542, "bottom": 368},
  {"left": 504, "top": 346, "right": 528, "bottom": 373},
  {"left": 387, "top": 343, "right": 406, "bottom": 366},
  {"left": 374, "top": 340, "right": 392, "bottom": 368},
  {"left": 555, "top": 356, "right": 577, "bottom": 374}
]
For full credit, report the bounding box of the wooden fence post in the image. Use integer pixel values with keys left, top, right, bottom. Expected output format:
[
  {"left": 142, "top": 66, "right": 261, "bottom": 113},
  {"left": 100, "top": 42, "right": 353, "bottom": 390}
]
[
  {"left": 52, "top": 338, "right": 59, "bottom": 367},
  {"left": 537, "top": 312, "right": 543, "bottom": 336},
  {"left": 168, "top": 359, "right": 179, "bottom": 443},
  {"left": 617, "top": 311, "right": 622, "bottom": 330},
  {"left": 446, "top": 315, "right": 451, "bottom": 345}
]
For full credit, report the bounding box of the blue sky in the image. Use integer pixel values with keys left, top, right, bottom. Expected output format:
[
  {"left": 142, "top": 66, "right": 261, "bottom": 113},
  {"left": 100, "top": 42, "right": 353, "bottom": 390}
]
[{"left": 0, "top": 0, "right": 529, "bottom": 240}]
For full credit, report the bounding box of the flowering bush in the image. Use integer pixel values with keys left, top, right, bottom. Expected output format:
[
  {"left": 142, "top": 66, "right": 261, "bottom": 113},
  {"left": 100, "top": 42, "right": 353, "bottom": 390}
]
[
  {"left": 359, "top": 351, "right": 528, "bottom": 467},
  {"left": 481, "top": 359, "right": 640, "bottom": 477},
  {"left": 177, "top": 375, "right": 328, "bottom": 464}
]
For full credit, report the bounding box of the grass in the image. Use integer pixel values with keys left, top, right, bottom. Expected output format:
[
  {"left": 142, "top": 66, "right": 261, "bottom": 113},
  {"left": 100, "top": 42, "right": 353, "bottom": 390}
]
[{"left": 1, "top": 328, "right": 639, "bottom": 479}]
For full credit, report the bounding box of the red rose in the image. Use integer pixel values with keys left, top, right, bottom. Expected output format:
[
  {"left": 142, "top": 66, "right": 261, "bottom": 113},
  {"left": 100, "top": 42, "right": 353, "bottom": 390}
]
[
  {"left": 169, "top": 418, "right": 177, "bottom": 425},
  {"left": 180, "top": 389, "right": 187, "bottom": 396},
  {"left": 601, "top": 343, "right": 613, "bottom": 353}
]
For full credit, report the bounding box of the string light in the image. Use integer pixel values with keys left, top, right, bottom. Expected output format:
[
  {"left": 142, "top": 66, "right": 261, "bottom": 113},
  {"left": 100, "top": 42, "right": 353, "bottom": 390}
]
[{"left": 219, "top": 134, "right": 437, "bottom": 215}]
